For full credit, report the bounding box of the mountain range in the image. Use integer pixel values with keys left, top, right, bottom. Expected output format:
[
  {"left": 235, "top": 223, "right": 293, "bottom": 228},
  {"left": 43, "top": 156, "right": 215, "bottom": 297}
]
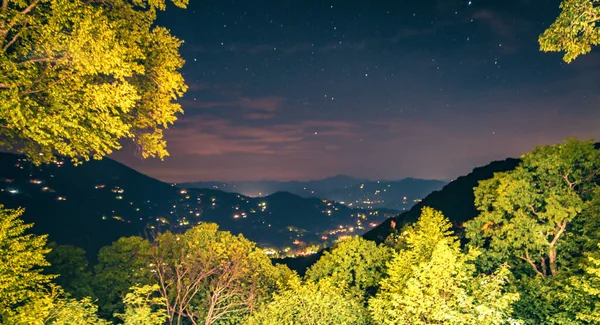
[
  {"left": 280, "top": 157, "right": 522, "bottom": 274},
  {"left": 363, "top": 142, "right": 600, "bottom": 244},
  {"left": 179, "top": 174, "right": 367, "bottom": 197},
  {"left": 0, "top": 150, "right": 521, "bottom": 266},
  {"left": 4, "top": 143, "right": 597, "bottom": 274},
  {"left": 0, "top": 153, "right": 403, "bottom": 260},
  {"left": 180, "top": 176, "right": 447, "bottom": 210}
]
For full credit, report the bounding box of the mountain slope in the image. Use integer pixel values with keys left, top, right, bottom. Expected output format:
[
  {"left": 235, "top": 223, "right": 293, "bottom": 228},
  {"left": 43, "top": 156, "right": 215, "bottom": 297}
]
[{"left": 362, "top": 158, "right": 521, "bottom": 243}]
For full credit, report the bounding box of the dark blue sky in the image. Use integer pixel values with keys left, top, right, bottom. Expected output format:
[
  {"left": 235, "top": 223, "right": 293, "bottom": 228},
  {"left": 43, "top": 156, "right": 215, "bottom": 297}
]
[{"left": 112, "top": 0, "right": 600, "bottom": 182}]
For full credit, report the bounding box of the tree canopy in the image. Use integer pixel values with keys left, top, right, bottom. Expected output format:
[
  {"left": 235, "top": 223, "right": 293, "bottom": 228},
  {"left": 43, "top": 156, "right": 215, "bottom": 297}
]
[
  {"left": 45, "top": 243, "right": 94, "bottom": 299},
  {"left": 466, "top": 139, "right": 600, "bottom": 278},
  {"left": 539, "top": 0, "right": 600, "bottom": 63},
  {"left": 305, "top": 236, "right": 393, "bottom": 299},
  {"left": 151, "top": 223, "right": 290, "bottom": 325},
  {"left": 247, "top": 277, "right": 370, "bottom": 325},
  {"left": 114, "top": 284, "right": 167, "bottom": 325},
  {"left": 0, "top": 205, "right": 53, "bottom": 314},
  {"left": 93, "top": 236, "right": 152, "bottom": 318},
  {"left": 369, "top": 207, "right": 519, "bottom": 325},
  {"left": 575, "top": 246, "right": 600, "bottom": 322},
  {"left": 0, "top": 0, "right": 188, "bottom": 164},
  {"left": 3, "top": 285, "right": 111, "bottom": 325}
]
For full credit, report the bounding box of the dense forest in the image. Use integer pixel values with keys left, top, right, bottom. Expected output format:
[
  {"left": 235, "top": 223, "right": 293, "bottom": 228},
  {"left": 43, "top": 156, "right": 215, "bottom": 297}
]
[
  {"left": 2, "top": 0, "right": 600, "bottom": 323},
  {"left": 1, "top": 138, "right": 600, "bottom": 324}
]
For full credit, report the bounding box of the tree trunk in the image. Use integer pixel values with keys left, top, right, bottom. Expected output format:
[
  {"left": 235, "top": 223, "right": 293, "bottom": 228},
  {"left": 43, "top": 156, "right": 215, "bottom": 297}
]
[
  {"left": 205, "top": 298, "right": 215, "bottom": 325},
  {"left": 548, "top": 248, "right": 558, "bottom": 276}
]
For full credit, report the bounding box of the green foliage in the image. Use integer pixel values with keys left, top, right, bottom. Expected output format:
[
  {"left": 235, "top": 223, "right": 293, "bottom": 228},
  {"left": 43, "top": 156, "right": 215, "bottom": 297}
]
[
  {"left": 540, "top": 0, "right": 600, "bottom": 63},
  {"left": 0, "top": 0, "right": 188, "bottom": 164},
  {"left": 3, "top": 285, "right": 110, "bottom": 325},
  {"left": 578, "top": 187, "right": 600, "bottom": 249},
  {"left": 375, "top": 207, "right": 459, "bottom": 295},
  {"left": 369, "top": 207, "right": 519, "bottom": 325},
  {"left": 576, "top": 248, "right": 600, "bottom": 323},
  {"left": 528, "top": 245, "right": 600, "bottom": 325},
  {"left": 466, "top": 138, "right": 600, "bottom": 278},
  {"left": 93, "top": 236, "right": 152, "bottom": 318},
  {"left": 115, "top": 284, "right": 167, "bottom": 325},
  {"left": 509, "top": 276, "right": 575, "bottom": 325},
  {"left": 151, "top": 223, "right": 288, "bottom": 324},
  {"left": 45, "top": 243, "right": 94, "bottom": 299},
  {"left": 0, "top": 205, "right": 53, "bottom": 314},
  {"left": 246, "top": 276, "right": 370, "bottom": 325},
  {"left": 305, "top": 236, "right": 393, "bottom": 299}
]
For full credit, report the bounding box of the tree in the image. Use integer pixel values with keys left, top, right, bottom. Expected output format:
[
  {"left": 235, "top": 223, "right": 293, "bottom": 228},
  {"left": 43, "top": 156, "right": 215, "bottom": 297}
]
[
  {"left": 93, "top": 236, "right": 152, "bottom": 318},
  {"left": 0, "top": 206, "right": 108, "bottom": 323},
  {"left": 465, "top": 139, "right": 600, "bottom": 278},
  {"left": 151, "top": 223, "right": 287, "bottom": 325},
  {"left": 115, "top": 284, "right": 167, "bottom": 325},
  {"left": 0, "top": 205, "right": 53, "bottom": 314},
  {"left": 0, "top": 0, "right": 188, "bottom": 164},
  {"left": 2, "top": 284, "right": 110, "bottom": 325},
  {"left": 45, "top": 243, "right": 94, "bottom": 299},
  {"left": 539, "top": 0, "right": 600, "bottom": 63},
  {"left": 246, "top": 277, "right": 370, "bottom": 325},
  {"left": 369, "top": 207, "right": 519, "bottom": 325},
  {"left": 305, "top": 236, "right": 393, "bottom": 300}
]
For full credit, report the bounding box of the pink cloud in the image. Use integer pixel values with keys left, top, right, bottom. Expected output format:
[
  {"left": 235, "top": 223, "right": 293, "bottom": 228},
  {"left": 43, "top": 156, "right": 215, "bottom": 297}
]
[
  {"left": 244, "top": 112, "right": 277, "bottom": 120},
  {"left": 165, "top": 117, "right": 358, "bottom": 156}
]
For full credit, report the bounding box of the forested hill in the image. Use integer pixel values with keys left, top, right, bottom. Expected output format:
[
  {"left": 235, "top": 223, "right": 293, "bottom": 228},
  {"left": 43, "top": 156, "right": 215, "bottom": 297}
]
[
  {"left": 363, "top": 158, "right": 521, "bottom": 243},
  {"left": 0, "top": 153, "right": 398, "bottom": 259}
]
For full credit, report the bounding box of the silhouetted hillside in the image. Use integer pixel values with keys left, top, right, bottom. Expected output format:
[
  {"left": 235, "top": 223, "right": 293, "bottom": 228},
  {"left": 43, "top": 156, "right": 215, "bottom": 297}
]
[{"left": 363, "top": 158, "right": 521, "bottom": 243}]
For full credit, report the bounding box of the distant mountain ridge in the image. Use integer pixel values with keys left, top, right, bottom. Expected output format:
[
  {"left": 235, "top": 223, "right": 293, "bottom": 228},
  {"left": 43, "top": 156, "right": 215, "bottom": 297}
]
[
  {"left": 180, "top": 175, "right": 447, "bottom": 211},
  {"left": 179, "top": 174, "right": 369, "bottom": 197},
  {"left": 0, "top": 153, "right": 398, "bottom": 259}
]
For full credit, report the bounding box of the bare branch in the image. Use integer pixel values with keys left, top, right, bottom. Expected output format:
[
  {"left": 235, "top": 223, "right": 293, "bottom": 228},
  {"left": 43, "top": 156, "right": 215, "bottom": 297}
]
[
  {"left": 2, "top": 28, "right": 23, "bottom": 53},
  {"left": 549, "top": 219, "right": 568, "bottom": 248},
  {"left": 580, "top": 168, "right": 600, "bottom": 187},
  {"left": 20, "top": 76, "right": 67, "bottom": 95},
  {"left": 517, "top": 249, "right": 546, "bottom": 279},
  {"left": 529, "top": 204, "right": 539, "bottom": 216},
  {"left": 562, "top": 174, "right": 575, "bottom": 188},
  {"left": 20, "top": 0, "right": 41, "bottom": 16},
  {"left": 16, "top": 57, "right": 62, "bottom": 65}
]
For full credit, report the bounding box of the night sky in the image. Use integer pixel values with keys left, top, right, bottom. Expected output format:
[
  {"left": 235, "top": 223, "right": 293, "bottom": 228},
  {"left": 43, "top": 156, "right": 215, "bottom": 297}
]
[{"left": 111, "top": 0, "right": 600, "bottom": 183}]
